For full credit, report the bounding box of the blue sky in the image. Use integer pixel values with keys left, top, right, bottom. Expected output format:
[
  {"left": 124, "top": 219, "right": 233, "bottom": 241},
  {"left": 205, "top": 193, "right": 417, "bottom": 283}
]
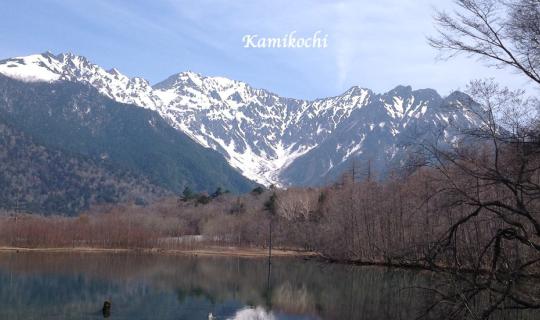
[{"left": 0, "top": 0, "right": 534, "bottom": 99}]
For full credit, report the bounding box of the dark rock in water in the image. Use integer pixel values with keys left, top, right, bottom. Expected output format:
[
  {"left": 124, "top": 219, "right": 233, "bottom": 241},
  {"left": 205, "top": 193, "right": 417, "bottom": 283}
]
[{"left": 102, "top": 300, "right": 111, "bottom": 318}]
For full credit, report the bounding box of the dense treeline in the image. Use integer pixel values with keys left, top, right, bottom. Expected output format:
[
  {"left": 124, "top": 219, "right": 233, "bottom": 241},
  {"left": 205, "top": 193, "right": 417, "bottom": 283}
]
[{"left": 1, "top": 145, "right": 537, "bottom": 271}]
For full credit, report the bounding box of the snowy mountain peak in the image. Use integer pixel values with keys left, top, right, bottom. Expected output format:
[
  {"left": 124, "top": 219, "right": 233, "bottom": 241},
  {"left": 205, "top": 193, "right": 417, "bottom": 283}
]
[
  {"left": 344, "top": 85, "right": 371, "bottom": 96},
  {"left": 153, "top": 71, "right": 203, "bottom": 90},
  {"left": 0, "top": 53, "right": 63, "bottom": 82},
  {"left": 388, "top": 85, "right": 413, "bottom": 95},
  {"left": 0, "top": 52, "right": 161, "bottom": 110},
  {"left": 154, "top": 70, "right": 252, "bottom": 96},
  {"left": 107, "top": 68, "right": 122, "bottom": 76}
]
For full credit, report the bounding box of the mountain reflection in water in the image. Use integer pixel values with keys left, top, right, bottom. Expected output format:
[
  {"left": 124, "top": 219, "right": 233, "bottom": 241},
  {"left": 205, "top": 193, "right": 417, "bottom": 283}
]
[
  {"left": 0, "top": 252, "right": 535, "bottom": 319},
  {"left": 227, "top": 307, "right": 274, "bottom": 320}
]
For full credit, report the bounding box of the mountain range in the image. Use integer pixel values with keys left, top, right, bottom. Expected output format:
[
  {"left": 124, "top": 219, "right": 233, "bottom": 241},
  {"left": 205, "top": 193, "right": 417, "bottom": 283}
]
[{"left": 0, "top": 52, "right": 483, "bottom": 191}]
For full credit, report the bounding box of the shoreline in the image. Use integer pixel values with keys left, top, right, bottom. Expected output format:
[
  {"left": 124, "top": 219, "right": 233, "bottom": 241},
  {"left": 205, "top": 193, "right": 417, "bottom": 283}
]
[
  {"left": 0, "top": 246, "right": 318, "bottom": 259},
  {"left": 2, "top": 246, "right": 537, "bottom": 278}
]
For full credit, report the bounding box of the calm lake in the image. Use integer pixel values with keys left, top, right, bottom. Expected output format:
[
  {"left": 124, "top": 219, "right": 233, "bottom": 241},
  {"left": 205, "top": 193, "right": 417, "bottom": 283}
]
[{"left": 0, "top": 252, "right": 536, "bottom": 320}]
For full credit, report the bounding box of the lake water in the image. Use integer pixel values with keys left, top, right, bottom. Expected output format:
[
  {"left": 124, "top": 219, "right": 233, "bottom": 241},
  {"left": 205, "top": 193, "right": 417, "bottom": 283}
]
[{"left": 0, "top": 252, "right": 535, "bottom": 320}]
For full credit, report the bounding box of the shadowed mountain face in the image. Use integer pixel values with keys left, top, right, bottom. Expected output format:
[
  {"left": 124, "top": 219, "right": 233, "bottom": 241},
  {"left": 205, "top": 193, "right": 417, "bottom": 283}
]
[
  {"left": 0, "top": 114, "right": 167, "bottom": 215},
  {"left": 0, "top": 53, "right": 484, "bottom": 187},
  {"left": 0, "top": 74, "right": 255, "bottom": 213}
]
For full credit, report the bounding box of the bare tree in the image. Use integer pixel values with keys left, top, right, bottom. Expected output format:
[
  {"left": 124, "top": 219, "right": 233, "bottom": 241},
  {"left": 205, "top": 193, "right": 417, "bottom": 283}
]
[
  {"left": 429, "top": 0, "right": 540, "bottom": 85},
  {"left": 426, "top": 1, "right": 540, "bottom": 317},
  {"left": 418, "top": 80, "right": 540, "bottom": 319}
]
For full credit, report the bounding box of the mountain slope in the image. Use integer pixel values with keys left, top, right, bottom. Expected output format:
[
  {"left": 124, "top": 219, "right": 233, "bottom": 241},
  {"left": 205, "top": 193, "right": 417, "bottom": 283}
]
[
  {"left": 0, "top": 74, "right": 256, "bottom": 198},
  {"left": 0, "top": 114, "right": 166, "bottom": 215}
]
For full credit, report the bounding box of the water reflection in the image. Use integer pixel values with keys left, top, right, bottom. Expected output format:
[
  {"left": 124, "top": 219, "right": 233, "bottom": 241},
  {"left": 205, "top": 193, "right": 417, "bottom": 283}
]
[
  {"left": 227, "top": 307, "right": 274, "bottom": 320},
  {"left": 0, "top": 252, "right": 535, "bottom": 319}
]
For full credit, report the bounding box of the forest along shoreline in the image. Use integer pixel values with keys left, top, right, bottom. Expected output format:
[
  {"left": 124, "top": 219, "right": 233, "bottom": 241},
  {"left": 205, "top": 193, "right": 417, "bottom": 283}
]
[{"left": 1, "top": 174, "right": 539, "bottom": 276}]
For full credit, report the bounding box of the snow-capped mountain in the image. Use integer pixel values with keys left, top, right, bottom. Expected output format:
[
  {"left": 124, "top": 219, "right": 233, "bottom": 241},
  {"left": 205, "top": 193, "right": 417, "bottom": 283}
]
[
  {"left": 281, "top": 87, "right": 483, "bottom": 185},
  {"left": 151, "top": 72, "right": 372, "bottom": 185},
  {"left": 0, "top": 52, "right": 161, "bottom": 109},
  {"left": 0, "top": 52, "right": 483, "bottom": 186}
]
